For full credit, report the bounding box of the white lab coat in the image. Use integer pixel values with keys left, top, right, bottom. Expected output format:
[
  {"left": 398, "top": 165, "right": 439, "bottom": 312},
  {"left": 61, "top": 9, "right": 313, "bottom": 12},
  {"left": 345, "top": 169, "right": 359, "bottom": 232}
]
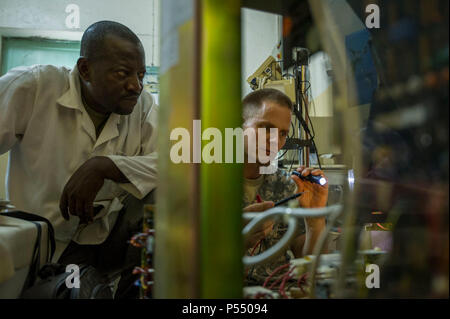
[{"left": 0, "top": 64, "right": 158, "bottom": 258}]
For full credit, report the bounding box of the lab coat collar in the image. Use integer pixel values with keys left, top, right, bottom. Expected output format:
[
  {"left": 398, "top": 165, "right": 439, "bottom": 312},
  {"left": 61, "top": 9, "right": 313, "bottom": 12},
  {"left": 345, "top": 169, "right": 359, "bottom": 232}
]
[
  {"left": 56, "top": 66, "right": 121, "bottom": 148},
  {"left": 94, "top": 114, "right": 120, "bottom": 149},
  {"left": 56, "top": 66, "right": 85, "bottom": 112}
]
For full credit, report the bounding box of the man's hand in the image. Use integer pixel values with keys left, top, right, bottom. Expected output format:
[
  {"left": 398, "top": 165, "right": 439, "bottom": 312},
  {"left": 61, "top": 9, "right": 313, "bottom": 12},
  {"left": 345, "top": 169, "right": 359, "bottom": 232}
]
[
  {"left": 291, "top": 166, "right": 328, "bottom": 208},
  {"left": 60, "top": 156, "right": 130, "bottom": 223},
  {"left": 59, "top": 157, "right": 107, "bottom": 223},
  {"left": 291, "top": 166, "right": 328, "bottom": 256},
  {"left": 243, "top": 201, "right": 275, "bottom": 250},
  {"left": 59, "top": 157, "right": 115, "bottom": 224}
]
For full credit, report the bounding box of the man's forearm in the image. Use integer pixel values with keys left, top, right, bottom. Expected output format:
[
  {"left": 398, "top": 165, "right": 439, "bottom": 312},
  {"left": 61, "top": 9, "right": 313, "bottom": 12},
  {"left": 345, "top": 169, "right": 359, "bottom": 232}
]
[
  {"left": 302, "top": 217, "right": 327, "bottom": 256},
  {"left": 93, "top": 156, "right": 130, "bottom": 183},
  {"left": 290, "top": 217, "right": 327, "bottom": 258}
]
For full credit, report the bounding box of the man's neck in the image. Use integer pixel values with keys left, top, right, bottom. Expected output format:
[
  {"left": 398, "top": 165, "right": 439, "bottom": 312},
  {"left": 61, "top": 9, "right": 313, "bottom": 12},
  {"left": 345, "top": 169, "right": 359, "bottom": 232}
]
[
  {"left": 244, "top": 161, "right": 261, "bottom": 180},
  {"left": 79, "top": 78, "right": 110, "bottom": 115}
]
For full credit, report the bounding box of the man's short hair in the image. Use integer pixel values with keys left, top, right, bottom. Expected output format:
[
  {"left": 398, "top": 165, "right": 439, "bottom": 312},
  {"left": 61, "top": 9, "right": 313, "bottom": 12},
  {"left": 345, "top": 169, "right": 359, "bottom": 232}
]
[
  {"left": 242, "top": 88, "right": 293, "bottom": 121},
  {"left": 80, "top": 20, "right": 142, "bottom": 60}
]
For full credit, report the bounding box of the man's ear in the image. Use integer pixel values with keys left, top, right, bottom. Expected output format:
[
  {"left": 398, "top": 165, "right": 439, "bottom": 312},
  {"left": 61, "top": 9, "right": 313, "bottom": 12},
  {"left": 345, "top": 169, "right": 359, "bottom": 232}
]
[{"left": 77, "top": 57, "right": 90, "bottom": 82}]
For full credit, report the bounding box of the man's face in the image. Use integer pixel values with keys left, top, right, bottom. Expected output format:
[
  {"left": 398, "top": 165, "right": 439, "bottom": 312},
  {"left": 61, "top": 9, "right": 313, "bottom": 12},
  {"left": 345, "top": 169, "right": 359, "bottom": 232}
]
[
  {"left": 80, "top": 34, "right": 146, "bottom": 115},
  {"left": 243, "top": 101, "right": 291, "bottom": 165}
]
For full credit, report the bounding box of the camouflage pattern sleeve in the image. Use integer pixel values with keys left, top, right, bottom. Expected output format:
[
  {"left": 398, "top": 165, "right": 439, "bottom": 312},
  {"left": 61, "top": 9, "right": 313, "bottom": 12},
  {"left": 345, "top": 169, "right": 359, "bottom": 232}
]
[
  {"left": 244, "top": 168, "right": 307, "bottom": 287},
  {"left": 258, "top": 168, "right": 297, "bottom": 203}
]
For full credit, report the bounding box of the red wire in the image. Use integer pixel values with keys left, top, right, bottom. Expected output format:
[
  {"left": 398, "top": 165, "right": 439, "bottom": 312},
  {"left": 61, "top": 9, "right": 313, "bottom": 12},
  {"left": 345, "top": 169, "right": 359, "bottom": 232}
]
[
  {"left": 297, "top": 273, "right": 308, "bottom": 294},
  {"left": 245, "top": 195, "right": 264, "bottom": 278},
  {"left": 250, "top": 239, "right": 263, "bottom": 256},
  {"left": 376, "top": 223, "right": 390, "bottom": 231},
  {"left": 268, "top": 267, "right": 292, "bottom": 290},
  {"left": 263, "top": 263, "right": 290, "bottom": 288},
  {"left": 298, "top": 273, "right": 307, "bottom": 286},
  {"left": 279, "top": 268, "right": 294, "bottom": 299},
  {"left": 245, "top": 239, "right": 265, "bottom": 278}
]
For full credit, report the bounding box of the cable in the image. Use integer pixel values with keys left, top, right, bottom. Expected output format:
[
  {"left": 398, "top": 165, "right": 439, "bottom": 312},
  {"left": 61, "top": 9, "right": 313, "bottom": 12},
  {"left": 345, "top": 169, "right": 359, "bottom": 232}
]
[
  {"left": 250, "top": 239, "right": 263, "bottom": 256},
  {"left": 263, "top": 263, "right": 290, "bottom": 288},
  {"left": 242, "top": 205, "right": 342, "bottom": 234},
  {"left": 279, "top": 267, "right": 295, "bottom": 298},
  {"left": 303, "top": 80, "right": 323, "bottom": 170},
  {"left": 292, "top": 63, "right": 308, "bottom": 168},
  {"left": 376, "top": 223, "right": 389, "bottom": 231},
  {"left": 277, "top": 121, "right": 296, "bottom": 162},
  {"left": 246, "top": 238, "right": 264, "bottom": 279},
  {"left": 242, "top": 205, "right": 343, "bottom": 266},
  {"left": 308, "top": 208, "right": 341, "bottom": 298},
  {"left": 282, "top": 61, "right": 322, "bottom": 170},
  {"left": 301, "top": 88, "right": 316, "bottom": 138},
  {"left": 293, "top": 59, "right": 322, "bottom": 171},
  {"left": 309, "top": 86, "right": 318, "bottom": 120},
  {"left": 243, "top": 216, "right": 298, "bottom": 267},
  {"left": 298, "top": 91, "right": 322, "bottom": 170},
  {"left": 314, "top": 145, "right": 322, "bottom": 170},
  {"left": 312, "top": 139, "right": 322, "bottom": 170},
  {"left": 287, "top": 117, "right": 297, "bottom": 171},
  {"left": 268, "top": 267, "right": 291, "bottom": 290},
  {"left": 247, "top": 238, "right": 265, "bottom": 280},
  {"left": 277, "top": 149, "right": 289, "bottom": 161},
  {"left": 297, "top": 273, "right": 308, "bottom": 294},
  {"left": 288, "top": 151, "right": 295, "bottom": 173},
  {"left": 303, "top": 81, "right": 317, "bottom": 139}
]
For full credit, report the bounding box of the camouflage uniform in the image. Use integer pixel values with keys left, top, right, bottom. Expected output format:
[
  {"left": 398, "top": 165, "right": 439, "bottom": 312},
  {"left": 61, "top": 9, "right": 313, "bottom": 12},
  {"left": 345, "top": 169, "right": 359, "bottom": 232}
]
[{"left": 243, "top": 168, "right": 306, "bottom": 287}]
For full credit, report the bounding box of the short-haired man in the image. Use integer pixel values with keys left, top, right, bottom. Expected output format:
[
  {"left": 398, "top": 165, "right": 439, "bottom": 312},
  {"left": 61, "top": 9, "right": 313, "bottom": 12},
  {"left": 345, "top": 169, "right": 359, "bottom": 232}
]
[
  {"left": 242, "top": 88, "right": 328, "bottom": 287},
  {"left": 0, "top": 21, "right": 157, "bottom": 298}
]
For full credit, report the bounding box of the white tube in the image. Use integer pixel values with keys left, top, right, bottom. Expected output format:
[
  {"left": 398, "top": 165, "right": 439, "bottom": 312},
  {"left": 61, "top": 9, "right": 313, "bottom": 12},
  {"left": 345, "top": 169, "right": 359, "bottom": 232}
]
[{"left": 242, "top": 205, "right": 342, "bottom": 267}]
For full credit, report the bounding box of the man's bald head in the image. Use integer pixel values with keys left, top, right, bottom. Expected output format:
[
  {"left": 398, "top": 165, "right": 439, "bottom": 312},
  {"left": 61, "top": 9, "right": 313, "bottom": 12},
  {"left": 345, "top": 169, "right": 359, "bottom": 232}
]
[{"left": 80, "top": 20, "right": 143, "bottom": 61}]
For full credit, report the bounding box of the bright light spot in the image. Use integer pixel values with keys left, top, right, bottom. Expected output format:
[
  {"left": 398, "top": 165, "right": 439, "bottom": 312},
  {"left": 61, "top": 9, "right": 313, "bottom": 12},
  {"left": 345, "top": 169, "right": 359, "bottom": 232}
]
[
  {"left": 348, "top": 169, "right": 355, "bottom": 190},
  {"left": 319, "top": 177, "right": 327, "bottom": 186}
]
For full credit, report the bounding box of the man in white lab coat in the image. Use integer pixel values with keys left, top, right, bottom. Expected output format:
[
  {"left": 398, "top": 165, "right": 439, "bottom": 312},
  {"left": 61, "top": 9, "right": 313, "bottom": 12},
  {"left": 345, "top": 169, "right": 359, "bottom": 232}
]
[{"left": 0, "top": 21, "right": 158, "bottom": 298}]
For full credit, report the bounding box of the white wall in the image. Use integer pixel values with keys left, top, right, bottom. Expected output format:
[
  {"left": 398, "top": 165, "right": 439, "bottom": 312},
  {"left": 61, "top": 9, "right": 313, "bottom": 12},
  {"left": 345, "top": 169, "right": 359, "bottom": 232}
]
[
  {"left": 241, "top": 8, "right": 281, "bottom": 97},
  {"left": 0, "top": 0, "right": 160, "bottom": 65}
]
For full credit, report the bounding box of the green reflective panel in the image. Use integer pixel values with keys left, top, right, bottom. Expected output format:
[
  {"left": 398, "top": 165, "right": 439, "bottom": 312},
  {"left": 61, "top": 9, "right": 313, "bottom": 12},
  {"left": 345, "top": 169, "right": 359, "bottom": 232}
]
[
  {"left": 1, "top": 37, "right": 80, "bottom": 75},
  {"left": 200, "top": 0, "right": 243, "bottom": 298}
]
